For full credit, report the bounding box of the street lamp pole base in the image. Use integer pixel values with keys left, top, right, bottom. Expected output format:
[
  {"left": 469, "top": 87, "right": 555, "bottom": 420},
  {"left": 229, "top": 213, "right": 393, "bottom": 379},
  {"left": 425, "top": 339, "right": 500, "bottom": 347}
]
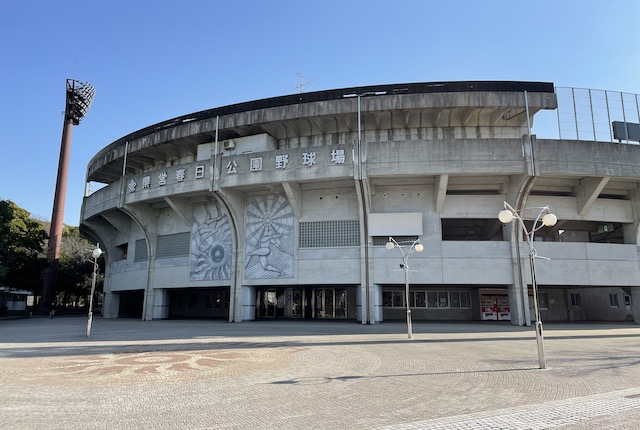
[
  {"left": 407, "top": 309, "right": 413, "bottom": 340},
  {"left": 87, "top": 312, "right": 93, "bottom": 337},
  {"left": 535, "top": 320, "right": 546, "bottom": 369}
]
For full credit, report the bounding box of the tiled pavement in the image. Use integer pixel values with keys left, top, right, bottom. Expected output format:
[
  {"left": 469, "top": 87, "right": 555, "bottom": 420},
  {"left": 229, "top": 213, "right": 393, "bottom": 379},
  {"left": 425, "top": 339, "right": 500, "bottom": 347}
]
[{"left": 1, "top": 317, "right": 639, "bottom": 429}]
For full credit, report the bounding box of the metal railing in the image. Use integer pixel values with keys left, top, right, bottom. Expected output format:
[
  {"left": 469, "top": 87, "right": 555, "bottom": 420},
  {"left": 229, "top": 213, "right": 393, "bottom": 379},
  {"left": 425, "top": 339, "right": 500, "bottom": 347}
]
[{"left": 533, "top": 87, "right": 640, "bottom": 144}]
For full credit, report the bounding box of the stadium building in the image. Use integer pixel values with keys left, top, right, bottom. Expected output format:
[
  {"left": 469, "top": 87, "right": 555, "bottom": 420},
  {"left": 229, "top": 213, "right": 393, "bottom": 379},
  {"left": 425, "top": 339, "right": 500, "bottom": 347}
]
[{"left": 80, "top": 81, "right": 640, "bottom": 325}]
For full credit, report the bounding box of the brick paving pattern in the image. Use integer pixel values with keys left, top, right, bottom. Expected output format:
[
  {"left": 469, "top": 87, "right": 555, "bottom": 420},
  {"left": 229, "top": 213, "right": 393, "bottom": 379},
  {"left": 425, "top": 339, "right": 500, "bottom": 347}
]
[{"left": 1, "top": 318, "right": 639, "bottom": 429}]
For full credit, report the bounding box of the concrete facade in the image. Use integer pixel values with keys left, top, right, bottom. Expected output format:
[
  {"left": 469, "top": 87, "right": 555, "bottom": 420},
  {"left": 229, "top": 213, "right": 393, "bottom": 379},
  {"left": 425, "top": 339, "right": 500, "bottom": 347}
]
[{"left": 80, "top": 81, "right": 640, "bottom": 326}]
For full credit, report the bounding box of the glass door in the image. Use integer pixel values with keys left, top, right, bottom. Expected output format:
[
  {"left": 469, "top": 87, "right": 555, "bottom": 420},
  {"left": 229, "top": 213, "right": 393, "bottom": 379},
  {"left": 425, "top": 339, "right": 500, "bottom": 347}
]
[
  {"left": 259, "top": 289, "right": 277, "bottom": 318},
  {"left": 291, "top": 288, "right": 303, "bottom": 318},
  {"left": 335, "top": 288, "right": 346, "bottom": 318},
  {"left": 314, "top": 289, "right": 324, "bottom": 318},
  {"left": 313, "top": 288, "right": 347, "bottom": 319}
]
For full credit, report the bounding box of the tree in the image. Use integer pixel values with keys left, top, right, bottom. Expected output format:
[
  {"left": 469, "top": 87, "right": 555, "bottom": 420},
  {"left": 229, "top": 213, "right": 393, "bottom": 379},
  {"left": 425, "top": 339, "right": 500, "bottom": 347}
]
[
  {"left": 55, "top": 226, "right": 100, "bottom": 309},
  {"left": 0, "top": 199, "right": 48, "bottom": 294},
  {"left": 0, "top": 200, "right": 102, "bottom": 310}
]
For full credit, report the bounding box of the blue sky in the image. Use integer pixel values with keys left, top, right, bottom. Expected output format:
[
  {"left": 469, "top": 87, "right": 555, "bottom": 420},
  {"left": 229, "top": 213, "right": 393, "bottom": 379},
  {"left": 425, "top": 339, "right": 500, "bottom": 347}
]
[{"left": 2, "top": 0, "right": 640, "bottom": 226}]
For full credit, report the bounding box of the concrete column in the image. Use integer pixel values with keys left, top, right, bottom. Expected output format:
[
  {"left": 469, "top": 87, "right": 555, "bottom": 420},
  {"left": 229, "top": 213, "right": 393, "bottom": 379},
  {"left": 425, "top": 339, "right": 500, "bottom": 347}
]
[
  {"left": 211, "top": 190, "right": 244, "bottom": 323},
  {"left": 139, "top": 229, "right": 157, "bottom": 321},
  {"left": 152, "top": 289, "right": 170, "bottom": 319},
  {"left": 355, "top": 287, "right": 363, "bottom": 323},
  {"left": 631, "top": 287, "right": 640, "bottom": 324},
  {"left": 102, "top": 292, "right": 120, "bottom": 318},
  {"left": 371, "top": 284, "right": 383, "bottom": 323},
  {"left": 242, "top": 286, "right": 257, "bottom": 321}
]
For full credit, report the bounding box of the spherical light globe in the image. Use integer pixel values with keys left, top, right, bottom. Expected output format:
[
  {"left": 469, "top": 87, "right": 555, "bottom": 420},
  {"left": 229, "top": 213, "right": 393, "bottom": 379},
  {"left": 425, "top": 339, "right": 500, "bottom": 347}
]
[
  {"left": 92, "top": 247, "right": 103, "bottom": 259},
  {"left": 385, "top": 241, "right": 395, "bottom": 250},
  {"left": 415, "top": 243, "right": 424, "bottom": 252},
  {"left": 498, "top": 210, "right": 514, "bottom": 224},
  {"left": 541, "top": 213, "right": 558, "bottom": 227}
]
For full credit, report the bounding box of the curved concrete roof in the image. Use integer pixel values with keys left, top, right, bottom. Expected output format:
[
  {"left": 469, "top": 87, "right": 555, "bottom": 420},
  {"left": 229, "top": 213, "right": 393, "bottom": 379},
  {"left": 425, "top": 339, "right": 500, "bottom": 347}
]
[{"left": 86, "top": 81, "right": 555, "bottom": 184}]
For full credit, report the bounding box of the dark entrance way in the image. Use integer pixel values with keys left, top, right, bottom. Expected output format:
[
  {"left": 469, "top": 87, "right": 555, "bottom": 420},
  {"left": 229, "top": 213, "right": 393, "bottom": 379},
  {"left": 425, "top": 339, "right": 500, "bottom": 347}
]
[
  {"left": 169, "top": 288, "right": 230, "bottom": 319},
  {"left": 256, "top": 286, "right": 356, "bottom": 320},
  {"left": 118, "top": 290, "right": 144, "bottom": 318}
]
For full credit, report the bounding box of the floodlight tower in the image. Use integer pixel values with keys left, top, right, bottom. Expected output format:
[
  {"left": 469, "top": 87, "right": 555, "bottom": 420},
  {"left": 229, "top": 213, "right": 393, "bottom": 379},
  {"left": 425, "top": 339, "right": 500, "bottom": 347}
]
[{"left": 41, "top": 79, "right": 95, "bottom": 310}]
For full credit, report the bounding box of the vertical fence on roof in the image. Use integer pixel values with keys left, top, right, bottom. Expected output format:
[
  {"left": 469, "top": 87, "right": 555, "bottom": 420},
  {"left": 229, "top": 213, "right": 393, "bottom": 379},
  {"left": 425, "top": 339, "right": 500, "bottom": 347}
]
[{"left": 552, "top": 87, "right": 640, "bottom": 144}]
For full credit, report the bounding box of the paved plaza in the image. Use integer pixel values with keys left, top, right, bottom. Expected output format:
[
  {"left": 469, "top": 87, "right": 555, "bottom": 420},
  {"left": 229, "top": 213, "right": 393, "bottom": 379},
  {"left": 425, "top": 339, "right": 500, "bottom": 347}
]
[{"left": 1, "top": 317, "right": 639, "bottom": 429}]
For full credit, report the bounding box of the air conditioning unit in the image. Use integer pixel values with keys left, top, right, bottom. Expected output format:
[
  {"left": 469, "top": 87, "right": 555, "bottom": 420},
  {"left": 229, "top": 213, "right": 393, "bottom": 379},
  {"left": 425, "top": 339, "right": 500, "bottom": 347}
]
[{"left": 222, "top": 139, "right": 235, "bottom": 150}]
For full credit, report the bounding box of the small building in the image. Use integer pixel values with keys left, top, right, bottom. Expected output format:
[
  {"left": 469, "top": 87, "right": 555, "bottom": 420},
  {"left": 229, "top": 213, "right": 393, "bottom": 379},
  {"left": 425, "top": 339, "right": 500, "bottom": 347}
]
[{"left": 0, "top": 288, "right": 33, "bottom": 314}]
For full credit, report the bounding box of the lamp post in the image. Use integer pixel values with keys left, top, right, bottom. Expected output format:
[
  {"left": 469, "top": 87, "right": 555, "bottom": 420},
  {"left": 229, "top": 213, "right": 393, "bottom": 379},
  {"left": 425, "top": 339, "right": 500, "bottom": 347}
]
[
  {"left": 386, "top": 237, "right": 424, "bottom": 339},
  {"left": 343, "top": 90, "right": 387, "bottom": 325},
  {"left": 86, "top": 244, "right": 103, "bottom": 337},
  {"left": 498, "top": 201, "right": 557, "bottom": 369},
  {"left": 342, "top": 91, "right": 387, "bottom": 179}
]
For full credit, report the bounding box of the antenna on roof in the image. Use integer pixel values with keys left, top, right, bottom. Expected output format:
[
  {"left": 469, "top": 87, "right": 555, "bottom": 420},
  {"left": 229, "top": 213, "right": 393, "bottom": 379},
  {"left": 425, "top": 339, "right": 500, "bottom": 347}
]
[{"left": 292, "top": 72, "right": 314, "bottom": 93}]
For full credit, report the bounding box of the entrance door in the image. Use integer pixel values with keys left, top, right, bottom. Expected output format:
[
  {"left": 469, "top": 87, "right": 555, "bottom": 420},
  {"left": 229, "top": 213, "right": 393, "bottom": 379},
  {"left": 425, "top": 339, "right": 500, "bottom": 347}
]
[
  {"left": 313, "top": 288, "right": 347, "bottom": 319},
  {"left": 261, "top": 290, "right": 277, "bottom": 318},
  {"left": 291, "top": 288, "right": 304, "bottom": 318},
  {"left": 625, "top": 294, "right": 633, "bottom": 320},
  {"left": 258, "top": 288, "right": 305, "bottom": 319}
]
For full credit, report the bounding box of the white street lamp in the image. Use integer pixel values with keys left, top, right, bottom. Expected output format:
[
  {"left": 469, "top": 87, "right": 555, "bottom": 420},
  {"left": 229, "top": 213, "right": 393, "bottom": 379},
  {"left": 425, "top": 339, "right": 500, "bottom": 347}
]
[
  {"left": 386, "top": 237, "right": 424, "bottom": 339},
  {"left": 498, "top": 201, "right": 557, "bottom": 369},
  {"left": 86, "top": 244, "right": 103, "bottom": 337}
]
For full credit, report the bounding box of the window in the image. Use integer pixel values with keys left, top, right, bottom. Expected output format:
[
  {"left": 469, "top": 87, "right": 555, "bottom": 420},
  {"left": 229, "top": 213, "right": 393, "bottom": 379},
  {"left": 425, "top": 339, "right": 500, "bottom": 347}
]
[
  {"left": 116, "top": 243, "right": 128, "bottom": 260},
  {"left": 392, "top": 291, "right": 404, "bottom": 308},
  {"left": 383, "top": 290, "right": 471, "bottom": 309},
  {"left": 441, "top": 219, "right": 503, "bottom": 241},
  {"left": 460, "top": 292, "right": 471, "bottom": 308},
  {"left": 437, "top": 292, "right": 449, "bottom": 308},
  {"left": 383, "top": 291, "right": 392, "bottom": 307},
  {"left": 570, "top": 292, "right": 581, "bottom": 308},
  {"left": 609, "top": 293, "right": 619, "bottom": 308},
  {"left": 382, "top": 291, "right": 405, "bottom": 308},
  {"left": 450, "top": 292, "right": 461, "bottom": 308},
  {"left": 538, "top": 292, "right": 549, "bottom": 309},
  {"left": 427, "top": 292, "right": 438, "bottom": 308},
  {"left": 414, "top": 291, "right": 426, "bottom": 307}
]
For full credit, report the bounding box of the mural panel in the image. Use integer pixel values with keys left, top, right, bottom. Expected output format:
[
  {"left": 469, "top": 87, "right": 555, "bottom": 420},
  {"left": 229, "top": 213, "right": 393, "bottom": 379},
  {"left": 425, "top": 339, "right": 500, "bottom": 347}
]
[
  {"left": 245, "top": 194, "right": 295, "bottom": 278},
  {"left": 190, "top": 201, "right": 232, "bottom": 280}
]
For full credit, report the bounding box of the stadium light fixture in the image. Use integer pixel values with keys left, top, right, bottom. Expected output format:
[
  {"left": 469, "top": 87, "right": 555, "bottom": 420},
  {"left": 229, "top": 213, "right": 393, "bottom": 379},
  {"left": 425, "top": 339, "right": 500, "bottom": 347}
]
[
  {"left": 66, "top": 80, "right": 96, "bottom": 125},
  {"left": 42, "top": 79, "right": 95, "bottom": 312}
]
